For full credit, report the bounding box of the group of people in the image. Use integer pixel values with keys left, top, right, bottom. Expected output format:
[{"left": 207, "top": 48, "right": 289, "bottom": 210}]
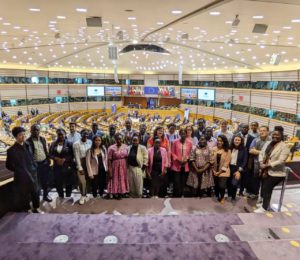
[{"left": 6, "top": 117, "right": 290, "bottom": 214}]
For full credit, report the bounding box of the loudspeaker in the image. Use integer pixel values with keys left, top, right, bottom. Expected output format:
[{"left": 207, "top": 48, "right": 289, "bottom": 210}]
[
  {"left": 86, "top": 17, "right": 102, "bottom": 27},
  {"left": 270, "top": 53, "right": 281, "bottom": 65},
  {"left": 252, "top": 24, "right": 268, "bottom": 34}
]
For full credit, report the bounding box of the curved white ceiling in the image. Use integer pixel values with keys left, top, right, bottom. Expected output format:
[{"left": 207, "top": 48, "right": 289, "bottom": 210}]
[{"left": 1, "top": 0, "right": 300, "bottom": 74}]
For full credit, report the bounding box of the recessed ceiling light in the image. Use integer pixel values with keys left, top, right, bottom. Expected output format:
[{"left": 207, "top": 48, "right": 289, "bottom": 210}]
[
  {"left": 128, "top": 16, "right": 136, "bottom": 20},
  {"left": 13, "top": 26, "right": 20, "bottom": 29},
  {"left": 283, "top": 26, "right": 292, "bottom": 30},
  {"left": 76, "top": 8, "right": 87, "bottom": 13},
  {"left": 157, "top": 22, "right": 164, "bottom": 25},
  {"left": 291, "top": 19, "right": 300, "bottom": 23},
  {"left": 225, "top": 21, "right": 232, "bottom": 24},
  {"left": 57, "top": 16, "right": 66, "bottom": 19},
  {"left": 29, "top": 8, "right": 40, "bottom": 12},
  {"left": 172, "top": 10, "right": 182, "bottom": 14},
  {"left": 273, "top": 30, "right": 280, "bottom": 34},
  {"left": 209, "top": 11, "right": 220, "bottom": 16},
  {"left": 3, "top": 22, "right": 11, "bottom": 26},
  {"left": 253, "top": 15, "right": 264, "bottom": 19}
]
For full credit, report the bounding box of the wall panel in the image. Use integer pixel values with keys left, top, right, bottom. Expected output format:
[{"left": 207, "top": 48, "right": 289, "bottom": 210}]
[
  {"left": 50, "top": 103, "right": 69, "bottom": 112},
  {"left": 26, "top": 85, "right": 48, "bottom": 99},
  {"left": 232, "top": 111, "right": 250, "bottom": 124},
  {"left": 215, "top": 88, "right": 233, "bottom": 102},
  {"left": 249, "top": 115, "right": 269, "bottom": 126},
  {"left": 233, "top": 89, "right": 251, "bottom": 105},
  {"left": 271, "top": 92, "right": 297, "bottom": 114},
  {"left": 250, "top": 90, "right": 271, "bottom": 109},
  {"left": 0, "top": 85, "right": 26, "bottom": 100},
  {"left": 214, "top": 108, "right": 231, "bottom": 120}
]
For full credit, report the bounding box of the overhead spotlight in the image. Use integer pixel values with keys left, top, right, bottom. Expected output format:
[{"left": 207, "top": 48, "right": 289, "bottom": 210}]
[{"left": 232, "top": 14, "right": 240, "bottom": 27}]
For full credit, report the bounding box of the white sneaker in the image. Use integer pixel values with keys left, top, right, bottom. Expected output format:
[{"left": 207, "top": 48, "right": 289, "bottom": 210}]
[
  {"left": 32, "top": 208, "right": 45, "bottom": 214},
  {"left": 256, "top": 197, "right": 263, "bottom": 207},
  {"left": 79, "top": 196, "right": 85, "bottom": 205},
  {"left": 254, "top": 206, "right": 266, "bottom": 213},
  {"left": 85, "top": 195, "right": 90, "bottom": 202}
]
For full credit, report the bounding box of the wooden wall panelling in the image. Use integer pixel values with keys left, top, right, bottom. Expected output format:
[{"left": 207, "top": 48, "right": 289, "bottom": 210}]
[
  {"left": 0, "top": 85, "right": 26, "bottom": 100},
  {"left": 214, "top": 108, "right": 232, "bottom": 120},
  {"left": 271, "top": 91, "right": 297, "bottom": 114},
  {"left": 233, "top": 73, "right": 251, "bottom": 82},
  {"left": 232, "top": 111, "right": 250, "bottom": 124},
  {"left": 271, "top": 70, "right": 298, "bottom": 81},
  {"left": 250, "top": 90, "right": 271, "bottom": 109}
]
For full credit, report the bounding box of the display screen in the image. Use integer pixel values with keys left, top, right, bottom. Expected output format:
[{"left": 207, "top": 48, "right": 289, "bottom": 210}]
[
  {"left": 158, "top": 86, "right": 175, "bottom": 97},
  {"left": 198, "top": 89, "right": 215, "bottom": 101},
  {"left": 87, "top": 86, "right": 105, "bottom": 96},
  {"left": 128, "top": 86, "right": 144, "bottom": 95},
  {"left": 105, "top": 86, "right": 122, "bottom": 96},
  {"left": 144, "top": 86, "right": 158, "bottom": 95},
  {"left": 181, "top": 88, "right": 198, "bottom": 99}
]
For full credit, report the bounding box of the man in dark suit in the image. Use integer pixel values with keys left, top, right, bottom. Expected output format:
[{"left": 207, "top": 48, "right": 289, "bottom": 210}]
[
  {"left": 239, "top": 123, "right": 255, "bottom": 196},
  {"left": 194, "top": 118, "right": 206, "bottom": 141},
  {"left": 27, "top": 124, "right": 52, "bottom": 202},
  {"left": 138, "top": 124, "right": 150, "bottom": 147},
  {"left": 6, "top": 127, "right": 43, "bottom": 213}
]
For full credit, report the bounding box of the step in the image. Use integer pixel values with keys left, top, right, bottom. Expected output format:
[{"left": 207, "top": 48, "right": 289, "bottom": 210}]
[
  {"left": 0, "top": 213, "right": 243, "bottom": 245},
  {"left": 0, "top": 241, "right": 258, "bottom": 260},
  {"left": 238, "top": 211, "right": 300, "bottom": 227}
]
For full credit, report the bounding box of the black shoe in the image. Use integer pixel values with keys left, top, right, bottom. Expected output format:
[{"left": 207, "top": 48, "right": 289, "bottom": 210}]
[{"left": 43, "top": 196, "right": 53, "bottom": 202}]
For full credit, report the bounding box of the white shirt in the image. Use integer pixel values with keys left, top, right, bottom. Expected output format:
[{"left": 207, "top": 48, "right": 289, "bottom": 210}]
[
  {"left": 73, "top": 139, "right": 92, "bottom": 171},
  {"left": 67, "top": 132, "right": 81, "bottom": 144},
  {"left": 230, "top": 148, "right": 239, "bottom": 165}
]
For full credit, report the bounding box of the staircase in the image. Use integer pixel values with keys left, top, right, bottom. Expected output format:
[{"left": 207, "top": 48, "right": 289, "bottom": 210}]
[{"left": 0, "top": 210, "right": 299, "bottom": 260}]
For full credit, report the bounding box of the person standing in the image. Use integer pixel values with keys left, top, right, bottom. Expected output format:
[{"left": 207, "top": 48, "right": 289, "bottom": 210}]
[
  {"left": 249, "top": 126, "right": 271, "bottom": 201},
  {"left": 205, "top": 127, "right": 217, "bottom": 149},
  {"left": 6, "top": 127, "right": 42, "bottom": 213},
  {"left": 194, "top": 118, "right": 206, "bottom": 140},
  {"left": 127, "top": 135, "right": 148, "bottom": 198},
  {"left": 185, "top": 125, "right": 199, "bottom": 146},
  {"left": 67, "top": 122, "right": 81, "bottom": 145},
  {"left": 73, "top": 129, "right": 92, "bottom": 205},
  {"left": 120, "top": 118, "right": 137, "bottom": 145},
  {"left": 27, "top": 124, "right": 52, "bottom": 202},
  {"left": 214, "top": 120, "right": 233, "bottom": 143},
  {"left": 249, "top": 122, "right": 259, "bottom": 138},
  {"left": 86, "top": 136, "right": 108, "bottom": 198},
  {"left": 228, "top": 135, "right": 248, "bottom": 201},
  {"left": 165, "top": 123, "right": 179, "bottom": 148},
  {"left": 49, "top": 129, "right": 74, "bottom": 199},
  {"left": 171, "top": 129, "right": 193, "bottom": 197},
  {"left": 238, "top": 123, "right": 255, "bottom": 197},
  {"left": 189, "top": 136, "right": 214, "bottom": 197},
  {"left": 254, "top": 130, "right": 290, "bottom": 213},
  {"left": 102, "top": 124, "right": 117, "bottom": 148},
  {"left": 88, "top": 122, "right": 104, "bottom": 140},
  {"left": 213, "top": 135, "right": 231, "bottom": 204},
  {"left": 147, "top": 139, "right": 169, "bottom": 198},
  {"left": 138, "top": 124, "right": 150, "bottom": 147},
  {"left": 107, "top": 133, "right": 129, "bottom": 199}
]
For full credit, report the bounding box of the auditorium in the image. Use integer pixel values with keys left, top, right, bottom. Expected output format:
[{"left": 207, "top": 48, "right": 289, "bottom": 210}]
[{"left": 0, "top": 0, "right": 300, "bottom": 259}]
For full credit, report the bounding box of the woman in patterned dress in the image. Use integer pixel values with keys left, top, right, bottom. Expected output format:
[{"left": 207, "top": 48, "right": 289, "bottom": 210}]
[
  {"left": 107, "top": 133, "right": 129, "bottom": 200},
  {"left": 188, "top": 136, "right": 215, "bottom": 197}
]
